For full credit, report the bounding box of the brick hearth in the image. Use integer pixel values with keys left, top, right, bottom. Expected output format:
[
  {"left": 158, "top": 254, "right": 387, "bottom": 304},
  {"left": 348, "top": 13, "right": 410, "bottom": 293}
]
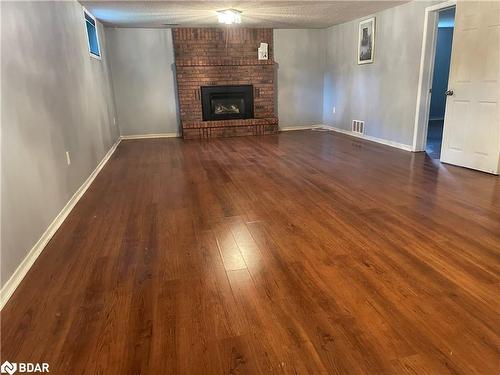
[{"left": 173, "top": 28, "right": 278, "bottom": 139}]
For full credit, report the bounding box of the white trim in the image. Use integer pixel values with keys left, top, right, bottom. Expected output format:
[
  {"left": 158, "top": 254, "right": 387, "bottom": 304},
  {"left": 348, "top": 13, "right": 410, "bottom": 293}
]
[
  {"left": 89, "top": 52, "right": 101, "bottom": 61},
  {"left": 321, "top": 125, "right": 413, "bottom": 152},
  {"left": 412, "top": 0, "right": 457, "bottom": 152},
  {"left": 120, "top": 133, "right": 179, "bottom": 140},
  {"left": 0, "top": 138, "right": 121, "bottom": 310},
  {"left": 279, "top": 125, "right": 322, "bottom": 132}
]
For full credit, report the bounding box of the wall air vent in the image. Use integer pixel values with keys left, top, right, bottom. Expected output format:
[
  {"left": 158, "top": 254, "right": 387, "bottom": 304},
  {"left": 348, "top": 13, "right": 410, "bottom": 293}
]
[{"left": 352, "top": 120, "right": 364, "bottom": 134}]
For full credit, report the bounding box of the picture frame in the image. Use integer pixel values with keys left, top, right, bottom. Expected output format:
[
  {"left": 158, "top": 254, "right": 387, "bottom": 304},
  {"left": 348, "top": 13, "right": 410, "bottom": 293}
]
[{"left": 358, "top": 17, "right": 375, "bottom": 64}]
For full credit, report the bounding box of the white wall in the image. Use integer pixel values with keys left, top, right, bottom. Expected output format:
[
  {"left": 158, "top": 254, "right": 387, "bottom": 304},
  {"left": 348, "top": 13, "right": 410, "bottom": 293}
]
[
  {"left": 274, "top": 29, "right": 325, "bottom": 128},
  {"left": 105, "top": 28, "right": 179, "bottom": 136},
  {"left": 322, "top": 1, "right": 437, "bottom": 146},
  {"left": 1, "top": 1, "right": 119, "bottom": 288}
]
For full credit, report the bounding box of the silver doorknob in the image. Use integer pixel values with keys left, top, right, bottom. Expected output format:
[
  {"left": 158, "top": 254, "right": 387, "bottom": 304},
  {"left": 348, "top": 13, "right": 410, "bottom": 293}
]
[{"left": 445, "top": 90, "right": 454, "bottom": 96}]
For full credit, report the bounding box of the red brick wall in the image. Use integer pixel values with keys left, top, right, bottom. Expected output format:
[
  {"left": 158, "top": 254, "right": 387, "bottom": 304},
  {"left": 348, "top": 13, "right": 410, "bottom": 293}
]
[
  {"left": 173, "top": 28, "right": 274, "bottom": 65},
  {"left": 173, "top": 28, "right": 278, "bottom": 139}
]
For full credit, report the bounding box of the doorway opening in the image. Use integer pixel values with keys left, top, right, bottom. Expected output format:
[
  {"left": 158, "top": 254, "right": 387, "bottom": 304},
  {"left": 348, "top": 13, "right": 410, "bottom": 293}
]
[{"left": 425, "top": 7, "right": 455, "bottom": 159}]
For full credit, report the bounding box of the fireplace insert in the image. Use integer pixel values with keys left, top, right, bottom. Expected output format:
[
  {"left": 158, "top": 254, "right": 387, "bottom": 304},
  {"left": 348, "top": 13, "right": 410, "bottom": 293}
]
[{"left": 201, "top": 85, "right": 254, "bottom": 121}]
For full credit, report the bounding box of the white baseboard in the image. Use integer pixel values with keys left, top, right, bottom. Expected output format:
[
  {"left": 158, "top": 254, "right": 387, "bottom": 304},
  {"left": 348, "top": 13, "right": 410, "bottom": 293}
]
[
  {"left": 120, "top": 133, "right": 179, "bottom": 140},
  {"left": 0, "top": 138, "right": 122, "bottom": 310},
  {"left": 320, "top": 125, "right": 414, "bottom": 152},
  {"left": 279, "top": 125, "right": 322, "bottom": 132}
]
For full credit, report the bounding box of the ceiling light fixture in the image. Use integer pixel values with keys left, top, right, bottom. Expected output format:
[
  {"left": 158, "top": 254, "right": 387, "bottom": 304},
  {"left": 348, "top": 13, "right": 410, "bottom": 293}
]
[{"left": 217, "top": 9, "right": 242, "bottom": 25}]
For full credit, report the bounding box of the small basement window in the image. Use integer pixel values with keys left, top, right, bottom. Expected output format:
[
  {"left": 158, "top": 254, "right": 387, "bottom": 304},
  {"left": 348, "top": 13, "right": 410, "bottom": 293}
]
[{"left": 84, "top": 8, "right": 100, "bottom": 59}]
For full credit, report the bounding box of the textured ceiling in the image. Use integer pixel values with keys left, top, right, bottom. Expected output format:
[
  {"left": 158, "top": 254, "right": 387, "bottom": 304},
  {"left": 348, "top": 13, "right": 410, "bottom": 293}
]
[{"left": 80, "top": 1, "right": 409, "bottom": 29}]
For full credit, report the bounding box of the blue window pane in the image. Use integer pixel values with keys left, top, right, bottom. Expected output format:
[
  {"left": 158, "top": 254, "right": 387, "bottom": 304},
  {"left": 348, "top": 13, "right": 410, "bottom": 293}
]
[
  {"left": 85, "top": 21, "right": 100, "bottom": 57},
  {"left": 84, "top": 12, "right": 95, "bottom": 26}
]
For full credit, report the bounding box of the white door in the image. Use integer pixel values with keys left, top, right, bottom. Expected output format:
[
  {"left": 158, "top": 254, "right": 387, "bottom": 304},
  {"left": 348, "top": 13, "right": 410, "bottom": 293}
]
[{"left": 441, "top": 1, "right": 500, "bottom": 174}]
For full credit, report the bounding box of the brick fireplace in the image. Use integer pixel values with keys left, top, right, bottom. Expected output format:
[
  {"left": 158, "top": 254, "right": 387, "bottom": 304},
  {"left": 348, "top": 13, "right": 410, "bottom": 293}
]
[{"left": 173, "top": 28, "right": 278, "bottom": 139}]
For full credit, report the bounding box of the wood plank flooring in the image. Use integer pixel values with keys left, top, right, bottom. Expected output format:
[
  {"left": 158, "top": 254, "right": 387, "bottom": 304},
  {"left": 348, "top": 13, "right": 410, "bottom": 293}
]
[{"left": 2, "top": 130, "right": 499, "bottom": 374}]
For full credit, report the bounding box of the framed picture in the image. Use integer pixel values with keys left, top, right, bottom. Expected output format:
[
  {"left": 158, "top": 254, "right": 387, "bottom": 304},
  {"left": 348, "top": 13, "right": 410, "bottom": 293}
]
[{"left": 358, "top": 17, "right": 375, "bottom": 64}]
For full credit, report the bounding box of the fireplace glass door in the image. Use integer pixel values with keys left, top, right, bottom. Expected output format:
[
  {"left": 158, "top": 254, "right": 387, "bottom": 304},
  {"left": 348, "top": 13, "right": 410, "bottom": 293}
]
[{"left": 201, "top": 85, "right": 254, "bottom": 121}]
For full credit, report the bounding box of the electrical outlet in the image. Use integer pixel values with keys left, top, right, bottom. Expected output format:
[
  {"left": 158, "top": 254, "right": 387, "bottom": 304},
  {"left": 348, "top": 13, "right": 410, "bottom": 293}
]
[
  {"left": 332, "top": 106, "right": 336, "bottom": 114},
  {"left": 66, "top": 151, "right": 71, "bottom": 165}
]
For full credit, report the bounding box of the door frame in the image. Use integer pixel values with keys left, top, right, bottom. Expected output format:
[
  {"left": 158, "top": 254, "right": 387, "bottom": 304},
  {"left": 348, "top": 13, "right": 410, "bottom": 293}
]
[{"left": 412, "top": 0, "right": 457, "bottom": 152}]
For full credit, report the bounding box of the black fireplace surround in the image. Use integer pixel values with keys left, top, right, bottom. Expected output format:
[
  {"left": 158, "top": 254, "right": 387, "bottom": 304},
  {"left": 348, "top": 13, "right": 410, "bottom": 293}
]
[{"left": 201, "top": 85, "right": 254, "bottom": 121}]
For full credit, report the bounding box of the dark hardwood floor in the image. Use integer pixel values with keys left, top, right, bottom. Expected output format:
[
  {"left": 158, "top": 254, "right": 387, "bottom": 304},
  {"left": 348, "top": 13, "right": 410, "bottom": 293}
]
[{"left": 2, "top": 130, "right": 499, "bottom": 374}]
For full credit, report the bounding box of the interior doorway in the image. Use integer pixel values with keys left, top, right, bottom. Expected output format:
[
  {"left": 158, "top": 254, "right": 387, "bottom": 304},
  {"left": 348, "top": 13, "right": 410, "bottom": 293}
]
[{"left": 425, "top": 7, "right": 455, "bottom": 159}]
